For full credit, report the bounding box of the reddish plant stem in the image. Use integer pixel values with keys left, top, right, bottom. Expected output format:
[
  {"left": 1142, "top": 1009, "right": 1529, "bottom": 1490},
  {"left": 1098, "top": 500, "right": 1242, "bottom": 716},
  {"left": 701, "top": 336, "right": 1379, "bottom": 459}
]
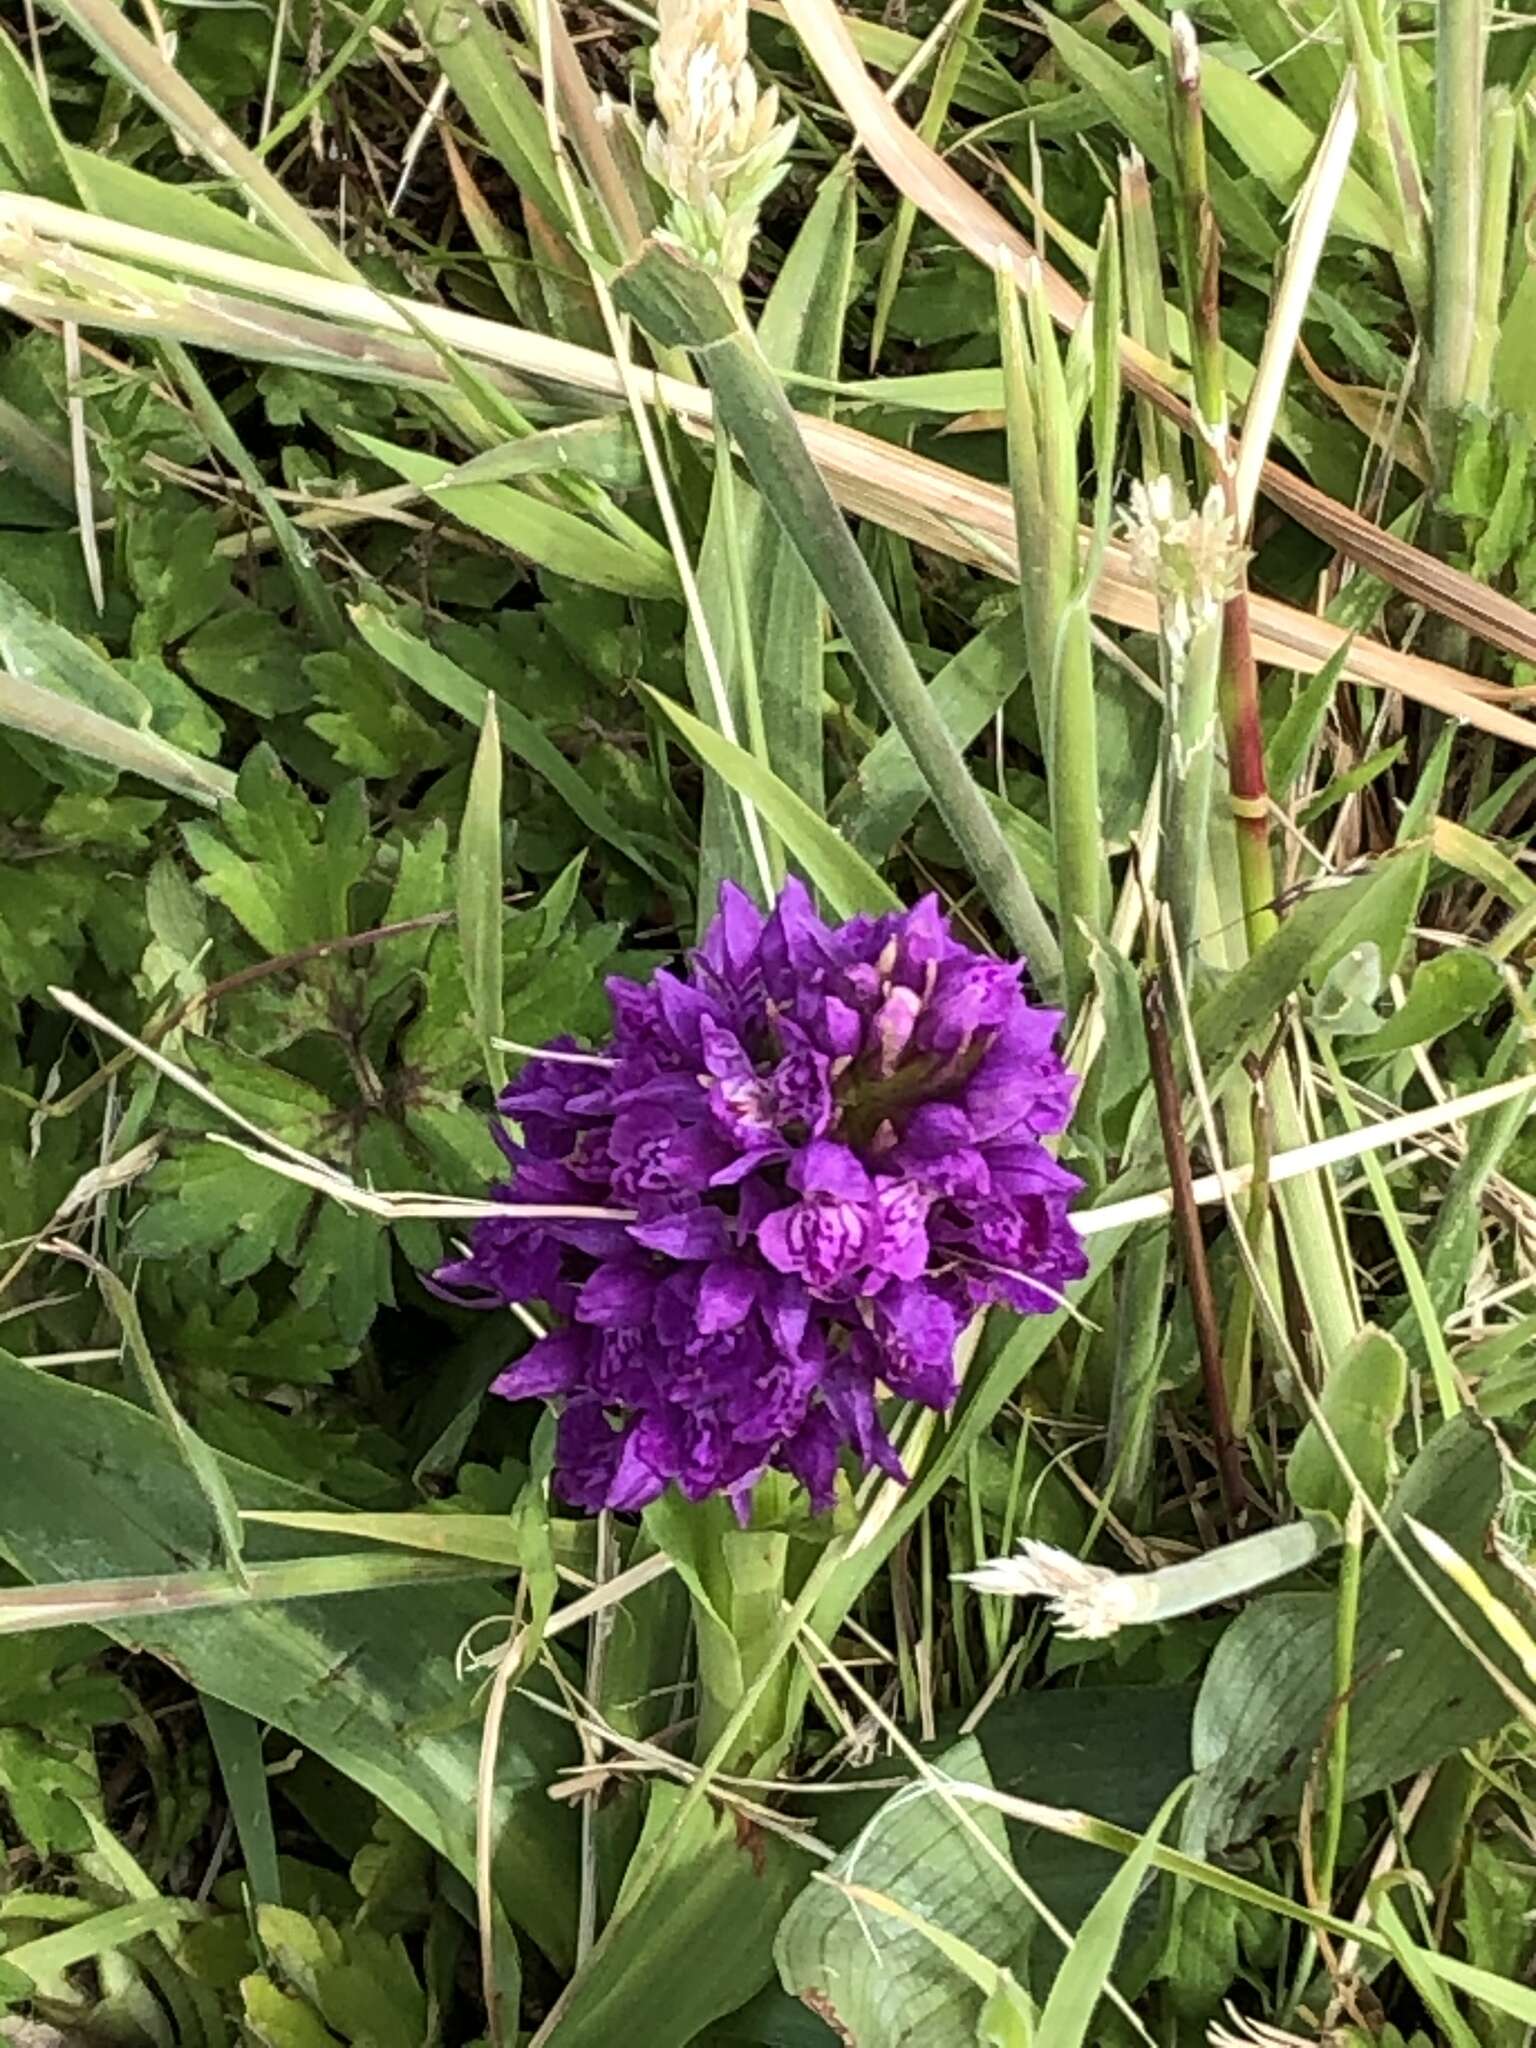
[
  {"left": 1219, "top": 504, "right": 1281, "bottom": 949},
  {"left": 1169, "top": 15, "right": 1279, "bottom": 951},
  {"left": 1143, "top": 974, "right": 1246, "bottom": 1527}
]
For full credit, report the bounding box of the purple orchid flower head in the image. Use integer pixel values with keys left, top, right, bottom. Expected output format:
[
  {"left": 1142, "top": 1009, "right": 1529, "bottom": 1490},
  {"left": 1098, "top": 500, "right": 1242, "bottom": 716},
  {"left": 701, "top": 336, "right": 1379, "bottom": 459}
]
[{"left": 435, "top": 882, "right": 1086, "bottom": 1517}]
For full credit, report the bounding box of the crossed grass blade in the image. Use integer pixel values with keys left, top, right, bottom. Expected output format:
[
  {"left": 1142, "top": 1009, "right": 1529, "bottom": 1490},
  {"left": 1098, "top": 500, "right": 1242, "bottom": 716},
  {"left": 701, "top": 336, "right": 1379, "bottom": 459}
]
[
  {"left": 774, "top": 0, "right": 1536, "bottom": 671},
  {"left": 3, "top": 195, "right": 1528, "bottom": 750}
]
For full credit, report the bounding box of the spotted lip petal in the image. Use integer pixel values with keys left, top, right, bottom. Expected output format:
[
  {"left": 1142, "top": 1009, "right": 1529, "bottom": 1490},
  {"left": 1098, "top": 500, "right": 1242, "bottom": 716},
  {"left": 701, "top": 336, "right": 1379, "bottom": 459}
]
[{"left": 435, "top": 880, "right": 1085, "bottom": 1516}]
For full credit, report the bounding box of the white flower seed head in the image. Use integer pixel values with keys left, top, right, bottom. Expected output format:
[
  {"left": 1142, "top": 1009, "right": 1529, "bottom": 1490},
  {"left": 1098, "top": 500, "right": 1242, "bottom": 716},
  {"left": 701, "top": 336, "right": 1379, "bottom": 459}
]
[
  {"left": 955, "top": 1539, "right": 1155, "bottom": 1639},
  {"left": 639, "top": 0, "right": 795, "bottom": 280},
  {"left": 1122, "top": 477, "right": 1246, "bottom": 638}
]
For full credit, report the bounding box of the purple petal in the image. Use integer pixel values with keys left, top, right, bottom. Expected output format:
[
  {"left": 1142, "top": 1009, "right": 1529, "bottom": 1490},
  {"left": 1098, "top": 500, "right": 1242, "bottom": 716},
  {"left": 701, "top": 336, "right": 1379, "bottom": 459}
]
[
  {"left": 628, "top": 1208, "right": 730, "bottom": 1260},
  {"left": 792, "top": 1139, "right": 872, "bottom": 1201},
  {"left": 490, "top": 1329, "right": 590, "bottom": 1401},
  {"left": 575, "top": 1260, "right": 656, "bottom": 1326},
  {"left": 696, "top": 1259, "right": 760, "bottom": 1334}
]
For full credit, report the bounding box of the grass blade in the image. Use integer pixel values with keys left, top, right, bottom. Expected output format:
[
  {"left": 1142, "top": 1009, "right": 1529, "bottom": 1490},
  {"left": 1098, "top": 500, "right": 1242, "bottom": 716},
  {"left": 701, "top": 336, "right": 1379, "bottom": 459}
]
[
  {"left": 202, "top": 1697, "right": 282, "bottom": 1908},
  {"left": 1037, "top": 1783, "right": 1187, "bottom": 2046},
  {"left": 458, "top": 698, "right": 507, "bottom": 1095},
  {"left": 645, "top": 687, "right": 898, "bottom": 919}
]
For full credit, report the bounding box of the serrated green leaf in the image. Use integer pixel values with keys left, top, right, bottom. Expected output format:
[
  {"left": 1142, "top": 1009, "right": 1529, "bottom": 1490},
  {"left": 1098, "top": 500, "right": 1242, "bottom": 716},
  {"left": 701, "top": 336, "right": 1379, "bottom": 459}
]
[
  {"left": 352, "top": 604, "right": 670, "bottom": 883},
  {"left": 180, "top": 610, "right": 310, "bottom": 717},
  {"left": 183, "top": 747, "right": 370, "bottom": 953}
]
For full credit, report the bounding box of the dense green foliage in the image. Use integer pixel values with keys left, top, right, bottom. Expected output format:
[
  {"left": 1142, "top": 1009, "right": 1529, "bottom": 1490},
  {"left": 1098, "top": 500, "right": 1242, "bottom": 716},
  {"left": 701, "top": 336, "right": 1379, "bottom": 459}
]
[{"left": 3, "top": 0, "right": 1536, "bottom": 2042}]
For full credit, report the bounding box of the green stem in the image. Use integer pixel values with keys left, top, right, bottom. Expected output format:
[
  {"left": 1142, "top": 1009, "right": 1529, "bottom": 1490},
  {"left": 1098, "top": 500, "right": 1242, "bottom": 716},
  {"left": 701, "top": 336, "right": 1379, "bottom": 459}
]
[
  {"left": 1338, "top": 0, "right": 1430, "bottom": 315},
  {"left": 615, "top": 240, "right": 1061, "bottom": 988},
  {"left": 1166, "top": 17, "right": 1277, "bottom": 953},
  {"left": 1287, "top": 1493, "right": 1365, "bottom": 2004},
  {"left": 1166, "top": 15, "right": 1226, "bottom": 450},
  {"left": 1119, "top": 152, "right": 1182, "bottom": 485},
  {"left": 1101, "top": 1226, "right": 1171, "bottom": 1516},
  {"left": 1221, "top": 1058, "right": 1275, "bottom": 1438},
  {"left": 995, "top": 256, "right": 1107, "bottom": 1014},
  {"left": 1466, "top": 89, "right": 1517, "bottom": 411},
  {"left": 1429, "top": 0, "right": 1488, "bottom": 479},
  {"left": 1160, "top": 608, "right": 1223, "bottom": 983},
  {"left": 1319, "top": 1495, "right": 1365, "bottom": 1906},
  {"left": 1219, "top": 568, "right": 1280, "bottom": 951},
  {"left": 712, "top": 413, "right": 777, "bottom": 797}
]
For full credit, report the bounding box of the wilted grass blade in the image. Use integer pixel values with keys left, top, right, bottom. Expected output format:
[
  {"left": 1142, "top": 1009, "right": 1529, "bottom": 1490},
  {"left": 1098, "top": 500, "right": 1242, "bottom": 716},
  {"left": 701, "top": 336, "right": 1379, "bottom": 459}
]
[{"left": 0, "top": 668, "right": 234, "bottom": 806}]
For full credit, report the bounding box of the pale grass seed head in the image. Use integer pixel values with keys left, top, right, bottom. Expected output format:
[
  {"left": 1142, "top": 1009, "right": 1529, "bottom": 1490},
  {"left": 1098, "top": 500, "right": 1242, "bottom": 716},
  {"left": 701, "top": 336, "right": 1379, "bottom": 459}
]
[
  {"left": 640, "top": 0, "right": 795, "bottom": 280},
  {"left": 955, "top": 1538, "right": 1154, "bottom": 1639},
  {"left": 1123, "top": 476, "right": 1246, "bottom": 659}
]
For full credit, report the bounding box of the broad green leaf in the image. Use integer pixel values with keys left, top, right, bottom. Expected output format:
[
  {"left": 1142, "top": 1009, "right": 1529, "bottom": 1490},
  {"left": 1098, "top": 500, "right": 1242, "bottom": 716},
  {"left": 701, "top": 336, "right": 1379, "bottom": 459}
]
[
  {"left": 241, "top": 1510, "right": 527, "bottom": 1568},
  {"left": 347, "top": 435, "right": 678, "bottom": 600},
  {"left": 1190, "top": 863, "right": 1393, "bottom": 1076},
  {"left": 1188, "top": 1418, "right": 1525, "bottom": 1856},
  {"left": 0, "top": 1357, "right": 580, "bottom": 1969},
  {"left": 1265, "top": 636, "right": 1354, "bottom": 795},
  {"left": 775, "top": 1736, "right": 1018, "bottom": 2046},
  {"left": 1340, "top": 950, "right": 1502, "bottom": 1060},
  {"left": 1430, "top": 815, "right": 1536, "bottom": 912},
  {"left": 458, "top": 698, "right": 506, "bottom": 1092},
  {"left": 1, "top": 1898, "right": 199, "bottom": 1984},
  {"left": 178, "top": 611, "right": 311, "bottom": 718},
  {"left": 827, "top": 1882, "right": 1036, "bottom": 2039},
  {"left": 1219, "top": 0, "right": 1343, "bottom": 126},
  {"left": 447, "top": 418, "right": 646, "bottom": 489},
  {"left": 67, "top": 147, "right": 307, "bottom": 268},
  {"left": 0, "top": 571, "right": 150, "bottom": 728},
  {"left": 0, "top": 667, "right": 234, "bottom": 807},
  {"left": 813, "top": 1684, "right": 1196, "bottom": 1955},
  {"left": 1286, "top": 1327, "right": 1408, "bottom": 1518},
  {"left": 647, "top": 687, "right": 901, "bottom": 919},
  {"left": 0, "top": 1552, "right": 489, "bottom": 1635},
  {"left": 87, "top": 1258, "right": 248, "bottom": 1580},
  {"left": 0, "top": 25, "right": 75, "bottom": 200}
]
